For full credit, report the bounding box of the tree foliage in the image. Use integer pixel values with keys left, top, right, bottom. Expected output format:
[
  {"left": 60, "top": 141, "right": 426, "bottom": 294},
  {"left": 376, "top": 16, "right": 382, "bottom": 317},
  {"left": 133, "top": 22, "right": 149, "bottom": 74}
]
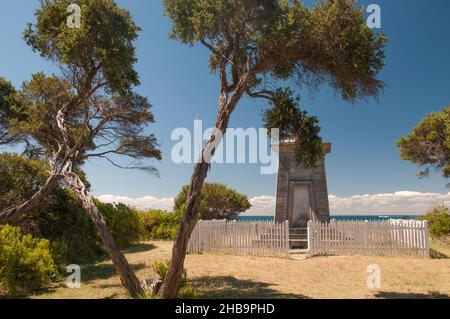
[
  {"left": 262, "top": 88, "right": 323, "bottom": 166},
  {"left": 24, "top": 0, "right": 141, "bottom": 96},
  {"left": 398, "top": 106, "right": 450, "bottom": 179},
  {"left": 174, "top": 183, "right": 251, "bottom": 220},
  {"left": 0, "top": 0, "right": 162, "bottom": 173},
  {"left": 0, "top": 78, "right": 27, "bottom": 146},
  {"left": 0, "top": 153, "right": 102, "bottom": 262},
  {"left": 164, "top": 0, "right": 386, "bottom": 163},
  {"left": 164, "top": 0, "right": 386, "bottom": 99},
  {"left": 11, "top": 72, "right": 161, "bottom": 171}
]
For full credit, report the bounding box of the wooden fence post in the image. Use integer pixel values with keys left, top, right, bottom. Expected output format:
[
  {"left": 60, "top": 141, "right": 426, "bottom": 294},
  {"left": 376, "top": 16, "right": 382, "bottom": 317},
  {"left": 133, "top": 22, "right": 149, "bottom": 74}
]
[
  {"left": 307, "top": 220, "right": 311, "bottom": 254},
  {"left": 423, "top": 220, "right": 430, "bottom": 258}
]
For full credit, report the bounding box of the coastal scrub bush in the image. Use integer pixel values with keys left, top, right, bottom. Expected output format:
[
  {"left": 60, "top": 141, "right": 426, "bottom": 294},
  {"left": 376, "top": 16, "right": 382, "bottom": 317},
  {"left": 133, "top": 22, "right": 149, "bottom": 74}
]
[
  {"left": 0, "top": 225, "right": 56, "bottom": 295},
  {"left": 139, "top": 210, "right": 180, "bottom": 240},
  {"left": 98, "top": 202, "right": 144, "bottom": 248},
  {"left": 174, "top": 183, "right": 251, "bottom": 221},
  {"left": 0, "top": 153, "right": 102, "bottom": 263},
  {"left": 422, "top": 206, "right": 450, "bottom": 238}
]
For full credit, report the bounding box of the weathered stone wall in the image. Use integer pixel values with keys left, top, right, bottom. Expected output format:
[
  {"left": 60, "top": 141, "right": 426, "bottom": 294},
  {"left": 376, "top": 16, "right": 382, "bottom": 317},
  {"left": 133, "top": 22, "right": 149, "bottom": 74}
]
[{"left": 274, "top": 143, "right": 331, "bottom": 225}]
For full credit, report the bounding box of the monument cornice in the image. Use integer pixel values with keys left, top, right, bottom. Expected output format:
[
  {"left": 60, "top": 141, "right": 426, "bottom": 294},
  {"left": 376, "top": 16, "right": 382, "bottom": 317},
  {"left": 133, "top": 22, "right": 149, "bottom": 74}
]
[{"left": 272, "top": 141, "right": 332, "bottom": 155}]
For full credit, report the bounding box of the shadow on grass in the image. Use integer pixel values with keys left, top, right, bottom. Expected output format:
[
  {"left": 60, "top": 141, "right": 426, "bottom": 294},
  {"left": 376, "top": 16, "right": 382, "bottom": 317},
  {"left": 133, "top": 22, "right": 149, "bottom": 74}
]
[
  {"left": 122, "top": 242, "right": 156, "bottom": 254},
  {"left": 430, "top": 248, "right": 449, "bottom": 259},
  {"left": 190, "top": 276, "right": 311, "bottom": 299},
  {"left": 81, "top": 262, "right": 147, "bottom": 283},
  {"left": 375, "top": 291, "right": 450, "bottom": 299},
  {"left": 80, "top": 242, "right": 157, "bottom": 264}
]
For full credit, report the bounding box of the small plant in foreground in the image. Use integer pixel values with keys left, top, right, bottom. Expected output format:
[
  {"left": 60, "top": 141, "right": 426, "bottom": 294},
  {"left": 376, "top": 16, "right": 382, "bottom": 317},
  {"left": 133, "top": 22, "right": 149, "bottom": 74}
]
[
  {"left": 0, "top": 225, "right": 57, "bottom": 295},
  {"left": 152, "top": 260, "right": 196, "bottom": 299}
]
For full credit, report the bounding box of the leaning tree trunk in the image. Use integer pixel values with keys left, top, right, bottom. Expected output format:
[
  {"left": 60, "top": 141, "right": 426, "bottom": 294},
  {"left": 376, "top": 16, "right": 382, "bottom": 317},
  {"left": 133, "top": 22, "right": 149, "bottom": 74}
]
[
  {"left": 159, "top": 160, "right": 210, "bottom": 298},
  {"left": 0, "top": 173, "right": 62, "bottom": 223},
  {"left": 160, "top": 71, "right": 252, "bottom": 298},
  {"left": 64, "top": 171, "right": 145, "bottom": 298}
]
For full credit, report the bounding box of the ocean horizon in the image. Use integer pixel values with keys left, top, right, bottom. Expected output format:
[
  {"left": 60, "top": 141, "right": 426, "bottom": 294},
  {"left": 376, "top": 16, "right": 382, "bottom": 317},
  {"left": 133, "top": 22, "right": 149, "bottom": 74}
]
[{"left": 235, "top": 215, "right": 422, "bottom": 222}]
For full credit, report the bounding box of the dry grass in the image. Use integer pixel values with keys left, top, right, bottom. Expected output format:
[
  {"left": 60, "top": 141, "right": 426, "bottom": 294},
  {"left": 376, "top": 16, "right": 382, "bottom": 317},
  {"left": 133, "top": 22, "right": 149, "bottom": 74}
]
[{"left": 22, "top": 241, "right": 450, "bottom": 299}]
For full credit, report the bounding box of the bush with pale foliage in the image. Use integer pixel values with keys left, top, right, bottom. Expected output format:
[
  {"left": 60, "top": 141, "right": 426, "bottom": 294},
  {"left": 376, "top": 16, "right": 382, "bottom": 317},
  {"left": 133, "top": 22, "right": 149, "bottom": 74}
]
[{"left": 422, "top": 206, "right": 450, "bottom": 239}]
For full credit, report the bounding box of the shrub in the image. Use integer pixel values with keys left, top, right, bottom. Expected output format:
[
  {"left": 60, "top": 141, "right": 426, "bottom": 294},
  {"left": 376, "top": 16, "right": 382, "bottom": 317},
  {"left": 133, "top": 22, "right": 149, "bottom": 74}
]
[
  {"left": 28, "top": 189, "right": 103, "bottom": 264},
  {"left": 17, "top": 188, "right": 103, "bottom": 264},
  {"left": 139, "top": 210, "right": 180, "bottom": 240},
  {"left": 423, "top": 206, "right": 450, "bottom": 238},
  {"left": 152, "top": 260, "right": 196, "bottom": 299},
  {"left": 0, "top": 225, "right": 57, "bottom": 295},
  {"left": 174, "top": 183, "right": 251, "bottom": 220},
  {"left": 98, "top": 202, "right": 144, "bottom": 247}
]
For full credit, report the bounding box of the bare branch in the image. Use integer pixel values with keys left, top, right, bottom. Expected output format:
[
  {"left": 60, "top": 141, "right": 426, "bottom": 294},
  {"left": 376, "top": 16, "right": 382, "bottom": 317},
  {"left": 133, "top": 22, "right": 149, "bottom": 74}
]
[
  {"left": 246, "top": 88, "right": 275, "bottom": 101},
  {"left": 98, "top": 155, "right": 160, "bottom": 177}
]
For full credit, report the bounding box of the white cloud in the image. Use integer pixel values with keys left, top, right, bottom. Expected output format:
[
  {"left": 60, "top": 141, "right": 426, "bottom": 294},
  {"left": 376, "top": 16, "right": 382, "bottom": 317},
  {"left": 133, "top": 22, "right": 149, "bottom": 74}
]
[
  {"left": 98, "top": 191, "right": 450, "bottom": 216},
  {"left": 328, "top": 191, "right": 450, "bottom": 215},
  {"left": 245, "top": 196, "right": 277, "bottom": 216},
  {"left": 97, "top": 195, "right": 174, "bottom": 211}
]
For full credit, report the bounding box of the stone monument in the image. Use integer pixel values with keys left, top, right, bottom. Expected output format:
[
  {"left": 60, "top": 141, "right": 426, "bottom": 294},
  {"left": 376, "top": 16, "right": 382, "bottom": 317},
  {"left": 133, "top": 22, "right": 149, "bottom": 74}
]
[{"left": 274, "top": 141, "right": 332, "bottom": 229}]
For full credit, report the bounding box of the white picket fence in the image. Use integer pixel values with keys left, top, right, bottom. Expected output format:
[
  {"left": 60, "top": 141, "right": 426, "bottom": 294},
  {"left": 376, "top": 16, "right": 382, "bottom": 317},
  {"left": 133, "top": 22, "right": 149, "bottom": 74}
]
[
  {"left": 308, "top": 220, "right": 430, "bottom": 257},
  {"left": 187, "top": 220, "right": 290, "bottom": 257}
]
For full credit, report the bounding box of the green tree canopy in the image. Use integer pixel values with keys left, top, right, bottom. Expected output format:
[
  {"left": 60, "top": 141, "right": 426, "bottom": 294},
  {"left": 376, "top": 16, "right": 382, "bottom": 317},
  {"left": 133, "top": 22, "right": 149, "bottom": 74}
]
[
  {"left": 174, "top": 183, "right": 251, "bottom": 220},
  {"left": 262, "top": 88, "right": 323, "bottom": 166},
  {"left": 24, "top": 0, "right": 141, "bottom": 96},
  {"left": 165, "top": 0, "right": 386, "bottom": 98},
  {"left": 9, "top": 0, "right": 162, "bottom": 171},
  {"left": 397, "top": 106, "right": 450, "bottom": 180},
  {"left": 164, "top": 0, "right": 386, "bottom": 165}
]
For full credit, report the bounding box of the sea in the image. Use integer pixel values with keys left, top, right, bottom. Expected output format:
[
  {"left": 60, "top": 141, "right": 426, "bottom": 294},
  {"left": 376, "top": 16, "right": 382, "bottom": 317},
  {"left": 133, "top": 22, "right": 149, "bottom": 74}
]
[{"left": 234, "top": 215, "right": 421, "bottom": 222}]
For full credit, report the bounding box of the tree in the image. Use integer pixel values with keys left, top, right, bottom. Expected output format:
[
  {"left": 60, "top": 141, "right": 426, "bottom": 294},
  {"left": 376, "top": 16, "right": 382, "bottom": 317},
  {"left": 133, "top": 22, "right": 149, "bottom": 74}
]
[
  {"left": 0, "top": 0, "right": 161, "bottom": 297},
  {"left": 174, "top": 183, "right": 251, "bottom": 220},
  {"left": 160, "top": 0, "right": 387, "bottom": 298},
  {"left": 397, "top": 106, "right": 450, "bottom": 181}
]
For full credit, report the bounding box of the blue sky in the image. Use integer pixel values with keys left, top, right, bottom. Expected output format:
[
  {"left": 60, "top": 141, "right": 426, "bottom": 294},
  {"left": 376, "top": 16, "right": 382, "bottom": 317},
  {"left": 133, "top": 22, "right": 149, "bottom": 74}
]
[{"left": 1, "top": 0, "right": 449, "bottom": 215}]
